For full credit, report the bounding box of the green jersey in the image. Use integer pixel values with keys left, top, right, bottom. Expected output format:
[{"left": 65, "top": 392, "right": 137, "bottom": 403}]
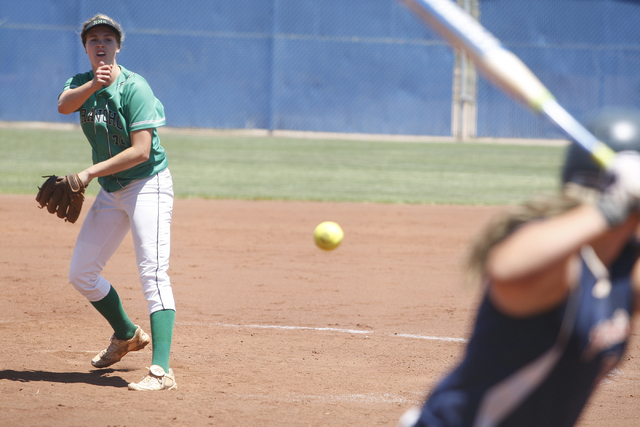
[{"left": 62, "top": 66, "right": 168, "bottom": 192}]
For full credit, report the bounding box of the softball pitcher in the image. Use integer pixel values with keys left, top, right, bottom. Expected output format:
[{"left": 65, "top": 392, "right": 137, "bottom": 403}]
[{"left": 57, "top": 14, "right": 177, "bottom": 391}]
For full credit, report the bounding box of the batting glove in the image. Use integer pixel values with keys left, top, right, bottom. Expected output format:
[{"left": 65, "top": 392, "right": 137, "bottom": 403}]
[{"left": 597, "top": 150, "right": 640, "bottom": 226}]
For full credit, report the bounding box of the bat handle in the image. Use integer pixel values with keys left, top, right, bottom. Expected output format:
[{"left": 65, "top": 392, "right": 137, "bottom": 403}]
[{"left": 541, "top": 99, "right": 616, "bottom": 169}]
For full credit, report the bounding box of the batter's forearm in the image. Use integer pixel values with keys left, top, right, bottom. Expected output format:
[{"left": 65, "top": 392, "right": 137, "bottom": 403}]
[{"left": 486, "top": 205, "right": 608, "bottom": 283}]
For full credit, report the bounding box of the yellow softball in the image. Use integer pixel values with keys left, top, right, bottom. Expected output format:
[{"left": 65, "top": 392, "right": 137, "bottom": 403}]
[{"left": 313, "top": 221, "right": 344, "bottom": 251}]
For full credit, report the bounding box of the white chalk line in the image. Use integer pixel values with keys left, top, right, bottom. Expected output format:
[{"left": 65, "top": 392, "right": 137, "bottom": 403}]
[
  {"left": 31, "top": 321, "right": 465, "bottom": 356},
  {"left": 600, "top": 368, "right": 624, "bottom": 385},
  {"left": 393, "top": 333, "right": 467, "bottom": 343},
  {"left": 177, "top": 321, "right": 468, "bottom": 343},
  {"left": 234, "top": 391, "right": 424, "bottom": 405}
]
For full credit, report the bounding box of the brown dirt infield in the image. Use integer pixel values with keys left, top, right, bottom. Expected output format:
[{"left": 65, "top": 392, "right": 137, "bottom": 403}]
[{"left": 0, "top": 194, "right": 638, "bottom": 426}]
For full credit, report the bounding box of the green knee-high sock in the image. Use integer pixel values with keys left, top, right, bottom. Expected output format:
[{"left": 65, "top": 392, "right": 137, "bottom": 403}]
[
  {"left": 90, "top": 286, "right": 137, "bottom": 340},
  {"left": 150, "top": 309, "right": 175, "bottom": 373}
]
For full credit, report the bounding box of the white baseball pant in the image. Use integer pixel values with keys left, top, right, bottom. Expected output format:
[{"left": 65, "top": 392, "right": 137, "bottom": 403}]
[{"left": 69, "top": 168, "right": 175, "bottom": 314}]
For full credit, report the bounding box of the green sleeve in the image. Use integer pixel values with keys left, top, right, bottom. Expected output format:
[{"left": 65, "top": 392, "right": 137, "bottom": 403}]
[
  {"left": 124, "top": 76, "right": 166, "bottom": 132},
  {"left": 59, "top": 73, "right": 92, "bottom": 111},
  {"left": 61, "top": 72, "right": 92, "bottom": 94}
]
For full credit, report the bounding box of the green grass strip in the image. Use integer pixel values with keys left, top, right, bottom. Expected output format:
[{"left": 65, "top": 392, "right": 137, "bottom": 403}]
[{"left": 1, "top": 127, "right": 565, "bottom": 205}]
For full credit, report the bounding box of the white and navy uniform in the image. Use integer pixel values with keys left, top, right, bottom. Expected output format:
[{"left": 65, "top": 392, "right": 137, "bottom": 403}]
[
  {"left": 64, "top": 65, "right": 176, "bottom": 315},
  {"left": 413, "top": 242, "right": 637, "bottom": 427}
]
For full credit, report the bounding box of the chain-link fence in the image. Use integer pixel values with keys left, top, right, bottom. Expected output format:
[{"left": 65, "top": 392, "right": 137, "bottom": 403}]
[
  {"left": 475, "top": 0, "right": 640, "bottom": 139},
  {"left": 1, "top": 0, "right": 639, "bottom": 139}
]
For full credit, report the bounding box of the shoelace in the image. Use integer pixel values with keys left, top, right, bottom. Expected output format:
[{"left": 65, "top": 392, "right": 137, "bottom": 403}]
[
  {"left": 103, "top": 336, "right": 124, "bottom": 354},
  {"left": 138, "top": 368, "right": 163, "bottom": 386}
]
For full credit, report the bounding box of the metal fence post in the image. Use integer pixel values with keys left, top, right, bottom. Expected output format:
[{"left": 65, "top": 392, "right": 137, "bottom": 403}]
[{"left": 452, "top": 0, "right": 479, "bottom": 140}]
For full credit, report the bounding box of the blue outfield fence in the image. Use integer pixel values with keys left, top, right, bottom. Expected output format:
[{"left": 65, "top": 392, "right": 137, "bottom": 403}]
[
  {"left": 477, "top": 0, "right": 640, "bottom": 139},
  {"left": 1, "top": 0, "right": 639, "bottom": 139}
]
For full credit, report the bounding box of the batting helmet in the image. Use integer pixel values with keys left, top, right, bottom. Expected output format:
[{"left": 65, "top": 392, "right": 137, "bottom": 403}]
[{"left": 562, "top": 107, "right": 640, "bottom": 189}]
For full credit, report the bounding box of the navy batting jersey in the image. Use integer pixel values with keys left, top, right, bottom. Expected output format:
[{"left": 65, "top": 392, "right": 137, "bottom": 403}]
[{"left": 414, "top": 242, "right": 636, "bottom": 427}]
